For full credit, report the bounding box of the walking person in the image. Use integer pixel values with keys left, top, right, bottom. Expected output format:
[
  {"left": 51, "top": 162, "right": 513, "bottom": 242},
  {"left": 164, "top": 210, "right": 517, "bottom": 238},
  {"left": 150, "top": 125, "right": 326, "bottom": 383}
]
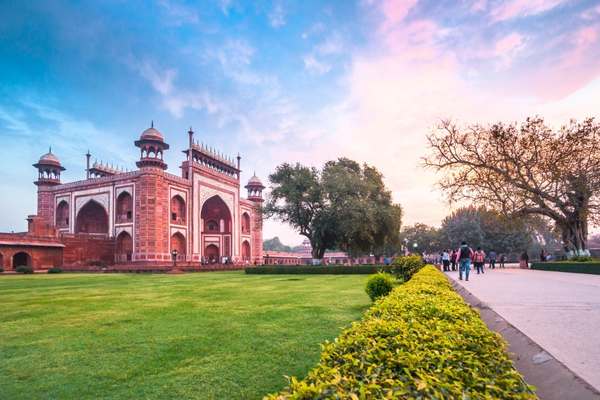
[
  {"left": 520, "top": 251, "right": 529, "bottom": 269},
  {"left": 473, "top": 247, "right": 486, "bottom": 274},
  {"left": 488, "top": 250, "right": 497, "bottom": 269},
  {"left": 450, "top": 250, "right": 457, "bottom": 271},
  {"left": 499, "top": 253, "right": 506, "bottom": 268},
  {"left": 442, "top": 250, "right": 450, "bottom": 272},
  {"left": 457, "top": 241, "right": 474, "bottom": 281}
]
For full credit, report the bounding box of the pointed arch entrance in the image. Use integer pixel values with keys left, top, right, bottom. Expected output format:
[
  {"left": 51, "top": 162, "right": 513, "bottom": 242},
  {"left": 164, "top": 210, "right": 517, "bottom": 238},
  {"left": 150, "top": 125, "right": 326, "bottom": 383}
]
[
  {"left": 13, "top": 252, "right": 31, "bottom": 268},
  {"left": 116, "top": 231, "right": 133, "bottom": 262},
  {"left": 242, "top": 240, "right": 251, "bottom": 262},
  {"left": 76, "top": 200, "right": 109, "bottom": 234},
  {"left": 170, "top": 232, "right": 186, "bottom": 260},
  {"left": 205, "top": 244, "right": 219, "bottom": 264},
  {"left": 201, "top": 195, "right": 232, "bottom": 261}
]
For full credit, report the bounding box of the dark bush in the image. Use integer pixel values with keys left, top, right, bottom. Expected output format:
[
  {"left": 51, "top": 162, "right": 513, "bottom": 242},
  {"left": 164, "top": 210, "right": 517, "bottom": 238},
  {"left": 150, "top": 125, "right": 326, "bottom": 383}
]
[
  {"left": 365, "top": 272, "right": 397, "bottom": 301},
  {"left": 15, "top": 265, "right": 34, "bottom": 274},
  {"left": 0, "top": 267, "right": 4, "bottom": 273},
  {"left": 531, "top": 262, "right": 600, "bottom": 275},
  {"left": 47, "top": 267, "right": 63, "bottom": 274},
  {"left": 391, "top": 254, "right": 425, "bottom": 281},
  {"left": 266, "top": 266, "right": 536, "bottom": 399}
]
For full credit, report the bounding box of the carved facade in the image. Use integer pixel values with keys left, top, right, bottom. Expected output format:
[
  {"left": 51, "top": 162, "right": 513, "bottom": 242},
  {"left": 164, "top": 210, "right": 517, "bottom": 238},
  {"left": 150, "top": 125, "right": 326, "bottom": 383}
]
[{"left": 0, "top": 125, "right": 264, "bottom": 270}]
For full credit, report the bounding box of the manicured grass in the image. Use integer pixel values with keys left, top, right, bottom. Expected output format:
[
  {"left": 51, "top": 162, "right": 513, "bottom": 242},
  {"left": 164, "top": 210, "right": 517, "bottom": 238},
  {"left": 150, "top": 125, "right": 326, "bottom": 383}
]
[{"left": 0, "top": 271, "right": 370, "bottom": 400}]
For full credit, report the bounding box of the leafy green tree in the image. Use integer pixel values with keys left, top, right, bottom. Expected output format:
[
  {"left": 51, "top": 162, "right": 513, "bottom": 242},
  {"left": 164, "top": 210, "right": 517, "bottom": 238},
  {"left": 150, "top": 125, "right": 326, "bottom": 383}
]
[
  {"left": 322, "top": 159, "right": 402, "bottom": 258},
  {"left": 440, "top": 206, "right": 536, "bottom": 255},
  {"left": 399, "top": 223, "right": 442, "bottom": 254},
  {"left": 265, "top": 158, "right": 402, "bottom": 259},
  {"left": 264, "top": 163, "right": 334, "bottom": 259}
]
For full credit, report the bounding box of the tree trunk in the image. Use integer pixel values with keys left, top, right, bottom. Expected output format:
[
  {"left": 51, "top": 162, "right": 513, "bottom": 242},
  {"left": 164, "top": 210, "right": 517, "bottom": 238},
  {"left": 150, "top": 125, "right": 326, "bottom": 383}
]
[
  {"left": 559, "top": 217, "right": 588, "bottom": 252},
  {"left": 310, "top": 239, "right": 325, "bottom": 260},
  {"left": 311, "top": 247, "right": 325, "bottom": 259}
]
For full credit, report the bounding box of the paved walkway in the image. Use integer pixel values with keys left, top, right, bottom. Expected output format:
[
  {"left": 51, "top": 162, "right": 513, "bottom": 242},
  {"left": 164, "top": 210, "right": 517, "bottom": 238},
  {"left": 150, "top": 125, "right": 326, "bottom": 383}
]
[{"left": 447, "top": 267, "right": 600, "bottom": 392}]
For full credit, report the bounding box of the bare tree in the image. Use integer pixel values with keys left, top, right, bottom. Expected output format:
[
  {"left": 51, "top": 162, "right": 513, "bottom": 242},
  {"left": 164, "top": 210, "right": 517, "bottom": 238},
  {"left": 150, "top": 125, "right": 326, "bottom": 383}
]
[{"left": 424, "top": 117, "right": 600, "bottom": 253}]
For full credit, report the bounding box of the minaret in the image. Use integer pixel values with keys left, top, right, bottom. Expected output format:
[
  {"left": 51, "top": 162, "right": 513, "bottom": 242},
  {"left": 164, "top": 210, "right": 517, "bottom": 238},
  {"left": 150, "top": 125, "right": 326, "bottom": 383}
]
[
  {"left": 33, "top": 148, "right": 65, "bottom": 225},
  {"left": 245, "top": 172, "right": 265, "bottom": 203},
  {"left": 33, "top": 147, "right": 65, "bottom": 186},
  {"left": 86, "top": 150, "right": 91, "bottom": 179},
  {"left": 188, "top": 127, "right": 194, "bottom": 159},
  {"left": 245, "top": 172, "right": 265, "bottom": 265},
  {"left": 134, "top": 122, "right": 170, "bottom": 170}
]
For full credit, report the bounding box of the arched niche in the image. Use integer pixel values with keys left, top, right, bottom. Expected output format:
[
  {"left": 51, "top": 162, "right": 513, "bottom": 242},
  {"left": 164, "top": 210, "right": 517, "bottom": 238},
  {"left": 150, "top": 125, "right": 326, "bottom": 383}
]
[
  {"left": 116, "top": 192, "right": 133, "bottom": 223},
  {"left": 171, "top": 195, "right": 186, "bottom": 225},
  {"left": 56, "top": 200, "right": 69, "bottom": 228},
  {"left": 241, "top": 212, "right": 251, "bottom": 234}
]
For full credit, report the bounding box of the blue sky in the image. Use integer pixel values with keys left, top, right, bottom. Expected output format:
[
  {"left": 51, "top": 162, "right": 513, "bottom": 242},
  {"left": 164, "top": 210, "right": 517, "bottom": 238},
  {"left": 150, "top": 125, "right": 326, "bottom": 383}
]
[{"left": 2, "top": 0, "right": 600, "bottom": 244}]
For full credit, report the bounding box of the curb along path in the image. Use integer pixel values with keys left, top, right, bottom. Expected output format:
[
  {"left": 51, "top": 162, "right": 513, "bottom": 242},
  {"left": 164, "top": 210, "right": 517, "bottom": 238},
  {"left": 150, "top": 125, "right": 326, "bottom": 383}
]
[{"left": 447, "top": 271, "right": 600, "bottom": 400}]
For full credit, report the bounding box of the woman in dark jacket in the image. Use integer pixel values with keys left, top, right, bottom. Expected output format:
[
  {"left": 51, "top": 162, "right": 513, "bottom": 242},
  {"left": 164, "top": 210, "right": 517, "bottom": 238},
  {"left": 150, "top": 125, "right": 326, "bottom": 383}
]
[{"left": 520, "top": 251, "right": 529, "bottom": 268}]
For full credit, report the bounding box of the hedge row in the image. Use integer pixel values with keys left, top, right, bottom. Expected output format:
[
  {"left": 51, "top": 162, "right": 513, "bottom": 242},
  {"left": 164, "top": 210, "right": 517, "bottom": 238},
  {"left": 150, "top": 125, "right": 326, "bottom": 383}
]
[
  {"left": 266, "top": 266, "right": 536, "bottom": 399},
  {"left": 245, "top": 265, "right": 393, "bottom": 275},
  {"left": 531, "top": 262, "right": 600, "bottom": 275}
]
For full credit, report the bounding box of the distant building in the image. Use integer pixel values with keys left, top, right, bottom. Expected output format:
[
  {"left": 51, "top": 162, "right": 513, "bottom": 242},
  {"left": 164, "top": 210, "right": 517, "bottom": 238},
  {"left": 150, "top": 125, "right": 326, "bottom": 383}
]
[
  {"left": 263, "top": 239, "right": 377, "bottom": 265},
  {"left": 0, "top": 124, "right": 264, "bottom": 271}
]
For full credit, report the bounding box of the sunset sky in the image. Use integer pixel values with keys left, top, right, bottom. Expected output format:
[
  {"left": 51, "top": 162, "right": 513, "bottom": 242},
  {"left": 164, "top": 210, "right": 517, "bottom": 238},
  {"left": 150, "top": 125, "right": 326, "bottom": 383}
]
[{"left": 1, "top": 0, "right": 600, "bottom": 245}]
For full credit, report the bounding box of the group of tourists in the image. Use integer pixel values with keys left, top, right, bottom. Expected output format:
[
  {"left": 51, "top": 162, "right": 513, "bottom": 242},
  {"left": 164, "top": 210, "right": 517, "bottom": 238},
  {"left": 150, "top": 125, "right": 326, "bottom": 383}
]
[{"left": 439, "top": 243, "right": 507, "bottom": 281}]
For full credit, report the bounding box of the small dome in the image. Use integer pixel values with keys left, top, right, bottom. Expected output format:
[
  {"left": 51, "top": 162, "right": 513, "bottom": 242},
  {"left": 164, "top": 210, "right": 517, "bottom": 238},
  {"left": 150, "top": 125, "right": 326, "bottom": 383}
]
[
  {"left": 38, "top": 150, "right": 61, "bottom": 166},
  {"left": 247, "top": 174, "right": 264, "bottom": 187},
  {"left": 140, "top": 126, "right": 164, "bottom": 141}
]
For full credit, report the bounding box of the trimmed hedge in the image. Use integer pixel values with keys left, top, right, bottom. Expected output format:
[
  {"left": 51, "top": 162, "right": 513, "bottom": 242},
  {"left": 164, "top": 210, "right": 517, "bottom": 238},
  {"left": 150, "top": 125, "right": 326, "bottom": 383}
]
[
  {"left": 531, "top": 262, "right": 600, "bottom": 275},
  {"left": 245, "top": 265, "right": 393, "bottom": 274},
  {"left": 47, "top": 267, "right": 63, "bottom": 274},
  {"left": 266, "top": 266, "right": 536, "bottom": 399}
]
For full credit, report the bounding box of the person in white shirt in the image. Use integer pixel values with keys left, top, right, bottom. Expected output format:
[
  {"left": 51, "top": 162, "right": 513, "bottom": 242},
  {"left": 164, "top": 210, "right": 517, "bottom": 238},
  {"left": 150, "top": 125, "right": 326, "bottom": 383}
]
[{"left": 442, "top": 250, "right": 450, "bottom": 271}]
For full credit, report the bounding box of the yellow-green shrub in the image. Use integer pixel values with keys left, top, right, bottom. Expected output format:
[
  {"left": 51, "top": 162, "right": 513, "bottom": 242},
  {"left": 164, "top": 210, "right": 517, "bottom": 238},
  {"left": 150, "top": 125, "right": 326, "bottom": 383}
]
[
  {"left": 391, "top": 254, "right": 425, "bottom": 281},
  {"left": 365, "top": 272, "right": 396, "bottom": 301},
  {"left": 266, "top": 266, "right": 536, "bottom": 399}
]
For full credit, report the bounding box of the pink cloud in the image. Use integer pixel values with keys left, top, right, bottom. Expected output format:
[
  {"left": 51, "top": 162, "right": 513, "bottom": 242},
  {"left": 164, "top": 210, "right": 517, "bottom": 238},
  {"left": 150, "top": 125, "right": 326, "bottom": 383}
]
[
  {"left": 490, "top": 0, "right": 567, "bottom": 21},
  {"left": 313, "top": 1, "right": 600, "bottom": 229},
  {"left": 495, "top": 32, "right": 524, "bottom": 54},
  {"left": 470, "top": 0, "right": 487, "bottom": 13},
  {"left": 380, "top": 0, "right": 418, "bottom": 29}
]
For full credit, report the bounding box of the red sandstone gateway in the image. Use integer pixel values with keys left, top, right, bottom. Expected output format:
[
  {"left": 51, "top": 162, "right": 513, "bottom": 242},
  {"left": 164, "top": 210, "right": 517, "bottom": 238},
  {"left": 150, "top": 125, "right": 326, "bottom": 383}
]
[{"left": 0, "top": 124, "right": 263, "bottom": 272}]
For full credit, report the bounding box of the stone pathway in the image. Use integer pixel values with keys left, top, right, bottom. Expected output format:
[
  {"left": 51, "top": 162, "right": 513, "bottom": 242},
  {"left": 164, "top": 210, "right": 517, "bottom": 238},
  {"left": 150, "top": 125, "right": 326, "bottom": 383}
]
[{"left": 447, "top": 267, "right": 600, "bottom": 394}]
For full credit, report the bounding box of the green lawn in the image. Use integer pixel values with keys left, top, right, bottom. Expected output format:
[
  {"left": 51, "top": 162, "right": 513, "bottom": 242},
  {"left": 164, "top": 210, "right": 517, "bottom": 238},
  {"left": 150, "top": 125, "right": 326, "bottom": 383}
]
[{"left": 0, "top": 272, "right": 370, "bottom": 399}]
